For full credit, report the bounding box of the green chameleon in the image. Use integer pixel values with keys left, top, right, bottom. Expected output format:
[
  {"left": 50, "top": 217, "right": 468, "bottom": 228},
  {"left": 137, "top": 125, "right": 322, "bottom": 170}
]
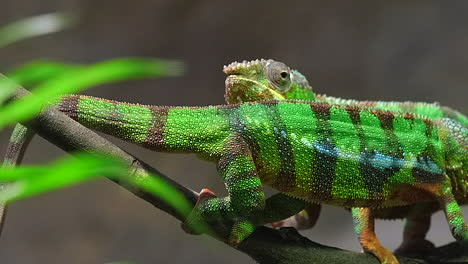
[
  {"left": 223, "top": 59, "right": 468, "bottom": 256},
  {"left": 2, "top": 60, "right": 467, "bottom": 264}
]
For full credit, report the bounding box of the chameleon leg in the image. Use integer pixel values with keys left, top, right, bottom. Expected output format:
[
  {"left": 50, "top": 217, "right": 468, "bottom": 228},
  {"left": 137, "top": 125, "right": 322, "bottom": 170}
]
[
  {"left": 351, "top": 208, "right": 399, "bottom": 264},
  {"left": 435, "top": 180, "right": 468, "bottom": 244},
  {"left": 394, "top": 202, "right": 435, "bottom": 255},
  {"left": 271, "top": 203, "right": 321, "bottom": 230},
  {"left": 183, "top": 137, "right": 266, "bottom": 246},
  {"left": 1, "top": 123, "right": 35, "bottom": 235}
]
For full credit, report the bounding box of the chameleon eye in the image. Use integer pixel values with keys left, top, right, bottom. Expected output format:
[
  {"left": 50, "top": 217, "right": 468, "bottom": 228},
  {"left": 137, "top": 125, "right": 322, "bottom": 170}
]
[{"left": 266, "top": 61, "right": 292, "bottom": 92}]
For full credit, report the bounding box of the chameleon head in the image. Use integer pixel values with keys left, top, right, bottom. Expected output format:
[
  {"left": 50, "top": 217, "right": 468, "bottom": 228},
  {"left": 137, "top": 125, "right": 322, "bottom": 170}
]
[{"left": 223, "top": 59, "right": 315, "bottom": 104}]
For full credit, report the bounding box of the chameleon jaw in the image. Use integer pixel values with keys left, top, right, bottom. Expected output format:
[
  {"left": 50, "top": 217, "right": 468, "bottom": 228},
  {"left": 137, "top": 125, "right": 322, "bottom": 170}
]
[{"left": 225, "top": 75, "right": 285, "bottom": 104}]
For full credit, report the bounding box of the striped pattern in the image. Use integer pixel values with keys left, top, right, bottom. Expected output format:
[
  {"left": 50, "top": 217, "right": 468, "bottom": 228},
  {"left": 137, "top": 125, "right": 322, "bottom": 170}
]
[
  {"left": 55, "top": 95, "right": 461, "bottom": 206},
  {"left": 236, "top": 100, "right": 449, "bottom": 204}
]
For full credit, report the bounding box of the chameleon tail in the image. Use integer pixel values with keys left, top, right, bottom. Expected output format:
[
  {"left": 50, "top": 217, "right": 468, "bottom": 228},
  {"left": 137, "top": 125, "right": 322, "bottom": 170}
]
[
  {"left": 56, "top": 95, "right": 230, "bottom": 156},
  {"left": 1, "top": 123, "right": 35, "bottom": 235}
]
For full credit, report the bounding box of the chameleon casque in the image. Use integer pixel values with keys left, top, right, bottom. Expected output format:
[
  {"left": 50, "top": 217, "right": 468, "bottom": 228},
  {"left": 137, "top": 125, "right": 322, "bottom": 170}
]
[{"left": 2, "top": 59, "right": 467, "bottom": 264}]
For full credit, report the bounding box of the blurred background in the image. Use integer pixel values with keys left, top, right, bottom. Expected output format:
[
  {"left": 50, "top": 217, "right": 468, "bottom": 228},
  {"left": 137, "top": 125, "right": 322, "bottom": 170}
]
[{"left": 0, "top": 0, "right": 467, "bottom": 263}]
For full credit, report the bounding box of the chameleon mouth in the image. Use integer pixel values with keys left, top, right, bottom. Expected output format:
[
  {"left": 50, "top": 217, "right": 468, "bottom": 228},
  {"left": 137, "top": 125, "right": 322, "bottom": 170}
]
[
  {"left": 225, "top": 75, "right": 283, "bottom": 99},
  {"left": 223, "top": 59, "right": 270, "bottom": 74}
]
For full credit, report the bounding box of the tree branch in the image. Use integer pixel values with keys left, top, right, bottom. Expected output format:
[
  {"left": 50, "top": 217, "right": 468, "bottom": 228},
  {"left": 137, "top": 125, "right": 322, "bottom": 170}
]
[{"left": 6, "top": 84, "right": 467, "bottom": 264}]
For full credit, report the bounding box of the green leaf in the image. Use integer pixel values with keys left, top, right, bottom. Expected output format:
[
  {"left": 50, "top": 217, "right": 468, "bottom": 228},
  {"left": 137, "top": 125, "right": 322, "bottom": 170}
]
[
  {"left": 0, "top": 153, "right": 127, "bottom": 202},
  {"left": 0, "top": 153, "right": 194, "bottom": 228},
  {"left": 0, "top": 12, "right": 77, "bottom": 48},
  {"left": 0, "top": 58, "right": 184, "bottom": 129},
  {"left": 7, "top": 60, "right": 80, "bottom": 88}
]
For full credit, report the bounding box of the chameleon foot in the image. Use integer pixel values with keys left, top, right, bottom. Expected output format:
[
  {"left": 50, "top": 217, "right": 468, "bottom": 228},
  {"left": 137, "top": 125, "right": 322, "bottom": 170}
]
[
  {"left": 181, "top": 188, "right": 217, "bottom": 235},
  {"left": 364, "top": 244, "right": 399, "bottom": 264}
]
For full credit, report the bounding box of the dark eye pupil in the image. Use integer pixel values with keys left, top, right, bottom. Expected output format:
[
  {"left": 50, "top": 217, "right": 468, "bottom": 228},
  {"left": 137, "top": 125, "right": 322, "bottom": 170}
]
[{"left": 280, "top": 71, "right": 288, "bottom": 78}]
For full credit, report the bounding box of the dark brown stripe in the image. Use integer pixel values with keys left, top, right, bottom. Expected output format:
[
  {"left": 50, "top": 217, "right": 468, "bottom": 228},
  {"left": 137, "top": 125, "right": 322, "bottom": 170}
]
[
  {"left": 423, "top": 119, "right": 434, "bottom": 138},
  {"left": 309, "top": 102, "right": 336, "bottom": 200},
  {"left": 346, "top": 105, "right": 366, "bottom": 151},
  {"left": 56, "top": 95, "right": 80, "bottom": 120},
  {"left": 265, "top": 102, "right": 296, "bottom": 192},
  {"left": 144, "top": 106, "right": 169, "bottom": 150},
  {"left": 353, "top": 109, "right": 402, "bottom": 198},
  {"left": 373, "top": 110, "right": 403, "bottom": 158},
  {"left": 404, "top": 112, "right": 416, "bottom": 120},
  {"left": 228, "top": 107, "right": 263, "bottom": 176}
]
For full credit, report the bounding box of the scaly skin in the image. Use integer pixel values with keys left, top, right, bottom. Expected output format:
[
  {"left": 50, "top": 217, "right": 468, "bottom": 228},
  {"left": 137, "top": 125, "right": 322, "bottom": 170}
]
[
  {"left": 50, "top": 94, "right": 467, "bottom": 264},
  {"left": 223, "top": 59, "right": 467, "bottom": 262}
]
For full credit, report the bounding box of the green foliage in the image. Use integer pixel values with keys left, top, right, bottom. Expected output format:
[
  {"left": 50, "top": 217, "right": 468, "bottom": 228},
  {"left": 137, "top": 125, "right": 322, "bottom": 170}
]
[
  {"left": 0, "top": 153, "right": 193, "bottom": 217},
  {"left": 0, "top": 14, "right": 192, "bottom": 224},
  {"left": 7, "top": 60, "right": 80, "bottom": 87},
  {"left": 0, "top": 58, "right": 183, "bottom": 129},
  {"left": 0, "top": 154, "right": 127, "bottom": 202}
]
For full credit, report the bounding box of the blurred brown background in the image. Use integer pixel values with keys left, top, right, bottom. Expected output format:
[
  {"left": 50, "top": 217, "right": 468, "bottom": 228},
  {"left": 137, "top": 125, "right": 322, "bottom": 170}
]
[{"left": 0, "top": 0, "right": 467, "bottom": 263}]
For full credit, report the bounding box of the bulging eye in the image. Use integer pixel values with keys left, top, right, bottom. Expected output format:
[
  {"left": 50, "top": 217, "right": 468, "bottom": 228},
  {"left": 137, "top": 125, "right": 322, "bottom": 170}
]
[{"left": 266, "top": 61, "right": 291, "bottom": 92}]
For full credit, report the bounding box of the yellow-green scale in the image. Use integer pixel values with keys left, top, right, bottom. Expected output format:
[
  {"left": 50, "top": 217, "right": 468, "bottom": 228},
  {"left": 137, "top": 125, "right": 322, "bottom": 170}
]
[
  {"left": 163, "top": 107, "right": 229, "bottom": 157},
  {"left": 77, "top": 97, "right": 154, "bottom": 144}
]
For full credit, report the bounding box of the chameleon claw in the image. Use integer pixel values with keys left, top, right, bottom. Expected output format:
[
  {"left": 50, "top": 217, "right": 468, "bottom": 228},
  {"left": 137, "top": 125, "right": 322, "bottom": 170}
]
[
  {"left": 198, "top": 188, "right": 217, "bottom": 201},
  {"left": 181, "top": 188, "right": 218, "bottom": 235}
]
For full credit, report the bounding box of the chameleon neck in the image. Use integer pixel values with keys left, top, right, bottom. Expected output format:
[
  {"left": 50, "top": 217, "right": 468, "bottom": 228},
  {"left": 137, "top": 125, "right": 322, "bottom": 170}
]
[{"left": 56, "top": 95, "right": 230, "bottom": 158}]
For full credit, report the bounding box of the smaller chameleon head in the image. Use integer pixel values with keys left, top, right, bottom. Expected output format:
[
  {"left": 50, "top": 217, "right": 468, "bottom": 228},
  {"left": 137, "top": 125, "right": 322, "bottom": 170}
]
[{"left": 223, "top": 59, "right": 316, "bottom": 104}]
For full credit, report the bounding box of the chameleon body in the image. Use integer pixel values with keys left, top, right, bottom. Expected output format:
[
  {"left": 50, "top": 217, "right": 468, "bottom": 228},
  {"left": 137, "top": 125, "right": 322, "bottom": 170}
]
[
  {"left": 50, "top": 92, "right": 467, "bottom": 264},
  {"left": 223, "top": 59, "right": 467, "bottom": 262}
]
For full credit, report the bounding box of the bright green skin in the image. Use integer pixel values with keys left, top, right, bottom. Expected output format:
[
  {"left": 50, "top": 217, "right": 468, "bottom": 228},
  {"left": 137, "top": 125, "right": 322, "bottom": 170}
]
[
  {"left": 51, "top": 94, "right": 467, "bottom": 262},
  {"left": 224, "top": 59, "right": 468, "bottom": 261}
]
